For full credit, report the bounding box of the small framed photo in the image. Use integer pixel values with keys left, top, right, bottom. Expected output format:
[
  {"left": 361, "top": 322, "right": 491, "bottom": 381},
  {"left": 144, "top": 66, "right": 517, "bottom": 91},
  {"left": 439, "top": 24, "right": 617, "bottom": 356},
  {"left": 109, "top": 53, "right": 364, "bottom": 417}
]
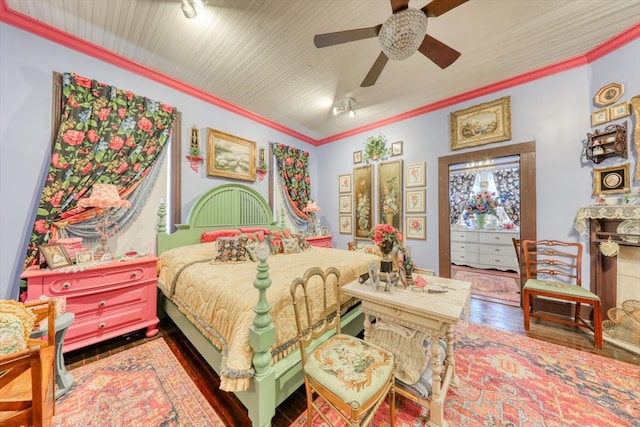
[
  {"left": 406, "top": 189, "right": 426, "bottom": 213},
  {"left": 338, "top": 174, "right": 352, "bottom": 193},
  {"left": 609, "top": 102, "right": 630, "bottom": 120},
  {"left": 339, "top": 195, "right": 352, "bottom": 213},
  {"left": 405, "top": 216, "right": 426, "bottom": 240},
  {"left": 339, "top": 215, "right": 352, "bottom": 234},
  {"left": 391, "top": 141, "right": 403, "bottom": 156},
  {"left": 367, "top": 261, "right": 380, "bottom": 291},
  {"left": 75, "top": 251, "right": 94, "bottom": 265},
  {"left": 353, "top": 151, "right": 363, "bottom": 164},
  {"left": 591, "top": 108, "right": 610, "bottom": 126},
  {"left": 39, "top": 244, "right": 72, "bottom": 269},
  {"left": 405, "top": 162, "right": 426, "bottom": 187},
  {"left": 593, "top": 163, "right": 630, "bottom": 195}
]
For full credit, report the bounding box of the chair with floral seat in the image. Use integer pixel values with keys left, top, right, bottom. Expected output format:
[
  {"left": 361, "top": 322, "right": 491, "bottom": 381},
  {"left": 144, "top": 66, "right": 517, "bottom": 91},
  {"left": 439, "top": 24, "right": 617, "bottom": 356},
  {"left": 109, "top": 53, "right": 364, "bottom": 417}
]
[
  {"left": 522, "top": 240, "right": 602, "bottom": 348},
  {"left": 0, "top": 299, "right": 56, "bottom": 427},
  {"left": 290, "top": 267, "right": 396, "bottom": 426}
]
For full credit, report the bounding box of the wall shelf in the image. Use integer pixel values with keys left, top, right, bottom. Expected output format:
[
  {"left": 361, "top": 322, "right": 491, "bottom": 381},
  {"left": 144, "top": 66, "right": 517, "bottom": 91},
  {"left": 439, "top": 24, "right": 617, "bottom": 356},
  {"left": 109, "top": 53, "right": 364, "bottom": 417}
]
[{"left": 585, "top": 122, "right": 627, "bottom": 164}]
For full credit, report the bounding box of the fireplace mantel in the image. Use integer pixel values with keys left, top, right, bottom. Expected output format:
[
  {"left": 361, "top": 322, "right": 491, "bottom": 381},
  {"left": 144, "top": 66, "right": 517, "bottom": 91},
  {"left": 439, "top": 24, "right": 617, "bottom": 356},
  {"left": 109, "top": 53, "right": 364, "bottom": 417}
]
[{"left": 575, "top": 205, "right": 640, "bottom": 314}]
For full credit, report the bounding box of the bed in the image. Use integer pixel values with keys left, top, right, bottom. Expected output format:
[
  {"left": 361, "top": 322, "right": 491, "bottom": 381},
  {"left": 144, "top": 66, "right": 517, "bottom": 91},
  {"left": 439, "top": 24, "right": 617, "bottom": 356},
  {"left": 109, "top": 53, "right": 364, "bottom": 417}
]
[{"left": 155, "top": 184, "right": 379, "bottom": 427}]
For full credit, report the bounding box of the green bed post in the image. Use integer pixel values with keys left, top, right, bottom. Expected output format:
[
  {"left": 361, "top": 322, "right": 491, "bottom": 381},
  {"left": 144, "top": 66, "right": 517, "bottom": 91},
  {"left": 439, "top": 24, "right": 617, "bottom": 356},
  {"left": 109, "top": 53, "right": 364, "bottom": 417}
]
[{"left": 247, "top": 250, "right": 276, "bottom": 427}]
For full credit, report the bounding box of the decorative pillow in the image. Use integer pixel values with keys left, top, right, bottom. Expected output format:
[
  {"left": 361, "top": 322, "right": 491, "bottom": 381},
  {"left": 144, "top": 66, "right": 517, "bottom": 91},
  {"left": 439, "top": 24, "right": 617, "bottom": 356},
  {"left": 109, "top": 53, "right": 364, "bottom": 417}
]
[
  {"left": 201, "top": 229, "right": 240, "bottom": 243},
  {"left": 241, "top": 231, "right": 266, "bottom": 243},
  {"left": 214, "top": 235, "right": 249, "bottom": 262},
  {"left": 282, "top": 237, "right": 302, "bottom": 254},
  {"left": 266, "top": 235, "right": 283, "bottom": 255},
  {"left": 293, "top": 233, "right": 312, "bottom": 251},
  {"left": 0, "top": 320, "right": 27, "bottom": 356},
  {"left": 0, "top": 300, "right": 35, "bottom": 341}
]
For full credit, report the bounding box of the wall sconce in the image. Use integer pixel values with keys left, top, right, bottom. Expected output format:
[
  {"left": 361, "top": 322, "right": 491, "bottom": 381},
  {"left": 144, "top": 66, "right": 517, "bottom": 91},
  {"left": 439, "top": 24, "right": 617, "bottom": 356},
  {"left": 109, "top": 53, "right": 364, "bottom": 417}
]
[
  {"left": 181, "top": 0, "right": 204, "bottom": 19},
  {"left": 332, "top": 97, "right": 356, "bottom": 118}
]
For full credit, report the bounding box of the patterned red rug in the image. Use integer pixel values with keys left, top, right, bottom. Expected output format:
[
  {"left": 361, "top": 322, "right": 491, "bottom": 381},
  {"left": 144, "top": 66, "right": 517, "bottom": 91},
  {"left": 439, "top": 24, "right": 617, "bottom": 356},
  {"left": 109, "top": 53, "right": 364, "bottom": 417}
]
[
  {"left": 290, "top": 323, "right": 639, "bottom": 427},
  {"left": 452, "top": 265, "right": 520, "bottom": 305},
  {"left": 53, "top": 339, "right": 223, "bottom": 426}
]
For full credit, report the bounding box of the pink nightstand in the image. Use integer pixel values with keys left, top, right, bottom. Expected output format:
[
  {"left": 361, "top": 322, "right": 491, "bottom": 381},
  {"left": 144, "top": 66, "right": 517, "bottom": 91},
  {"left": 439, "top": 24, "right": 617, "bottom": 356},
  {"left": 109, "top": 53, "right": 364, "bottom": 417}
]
[{"left": 306, "top": 234, "right": 333, "bottom": 248}]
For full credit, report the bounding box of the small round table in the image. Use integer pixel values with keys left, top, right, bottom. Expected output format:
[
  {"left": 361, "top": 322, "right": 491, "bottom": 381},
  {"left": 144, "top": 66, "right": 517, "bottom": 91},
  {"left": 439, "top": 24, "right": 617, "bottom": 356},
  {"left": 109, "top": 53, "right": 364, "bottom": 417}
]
[{"left": 30, "top": 312, "right": 75, "bottom": 399}]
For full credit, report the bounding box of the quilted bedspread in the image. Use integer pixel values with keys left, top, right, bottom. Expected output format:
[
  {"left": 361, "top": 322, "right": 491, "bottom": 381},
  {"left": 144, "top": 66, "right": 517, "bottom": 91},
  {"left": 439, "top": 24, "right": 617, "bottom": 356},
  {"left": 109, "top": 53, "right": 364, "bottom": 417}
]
[{"left": 157, "top": 243, "right": 378, "bottom": 391}]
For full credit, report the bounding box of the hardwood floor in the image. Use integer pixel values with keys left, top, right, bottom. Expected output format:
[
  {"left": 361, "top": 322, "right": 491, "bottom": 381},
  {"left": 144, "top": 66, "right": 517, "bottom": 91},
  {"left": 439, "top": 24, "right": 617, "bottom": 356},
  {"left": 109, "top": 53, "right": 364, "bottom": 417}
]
[{"left": 64, "top": 298, "right": 640, "bottom": 427}]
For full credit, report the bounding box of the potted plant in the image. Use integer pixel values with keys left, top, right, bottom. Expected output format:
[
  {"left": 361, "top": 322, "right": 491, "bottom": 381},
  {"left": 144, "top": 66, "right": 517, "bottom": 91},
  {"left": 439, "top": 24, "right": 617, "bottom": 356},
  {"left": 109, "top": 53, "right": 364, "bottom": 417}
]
[
  {"left": 185, "top": 146, "right": 203, "bottom": 172},
  {"left": 363, "top": 133, "right": 390, "bottom": 163}
]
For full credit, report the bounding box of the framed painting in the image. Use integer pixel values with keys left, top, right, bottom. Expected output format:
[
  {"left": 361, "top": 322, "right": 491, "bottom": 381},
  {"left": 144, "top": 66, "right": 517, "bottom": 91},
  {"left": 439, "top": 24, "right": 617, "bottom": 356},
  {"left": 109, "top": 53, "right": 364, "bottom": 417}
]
[
  {"left": 378, "top": 160, "right": 403, "bottom": 230},
  {"left": 206, "top": 128, "right": 256, "bottom": 181},
  {"left": 353, "top": 164, "right": 374, "bottom": 239},
  {"left": 339, "top": 195, "right": 352, "bottom": 213},
  {"left": 591, "top": 108, "right": 610, "bottom": 126},
  {"left": 609, "top": 102, "right": 630, "bottom": 120},
  {"left": 338, "top": 173, "right": 352, "bottom": 193},
  {"left": 339, "top": 215, "right": 353, "bottom": 234},
  {"left": 594, "top": 82, "right": 624, "bottom": 107},
  {"left": 405, "top": 162, "right": 425, "bottom": 187},
  {"left": 593, "top": 163, "right": 630, "bottom": 195},
  {"left": 353, "top": 151, "right": 363, "bottom": 164},
  {"left": 39, "top": 244, "right": 72, "bottom": 269},
  {"left": 450, "top": 96, "right": 512, "bottom": 150},
  {"left": 406, "top": 189, "right": 426, "bottom": 213},
  {"left": 405, "top": 216, "right": 426, "bottom": 240},
  {"left": 391, "top": 141, "right": 403, "bottom": 156}
]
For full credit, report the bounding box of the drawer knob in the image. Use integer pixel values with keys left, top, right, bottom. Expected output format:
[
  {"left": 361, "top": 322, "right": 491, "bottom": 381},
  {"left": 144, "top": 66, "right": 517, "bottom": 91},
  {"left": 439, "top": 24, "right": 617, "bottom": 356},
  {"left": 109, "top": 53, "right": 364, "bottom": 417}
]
[
  {"left": 98, "top": 301, "right": 106, "bottom": 307},
  {"left": 130, "top": 272, "right": 138, "bottom": 278},
  {"left": 62, "top": 282, "right": 71, "bottom": 289},
  {"left": 99, "top": 322, "right": 106, "bottom": 329}
]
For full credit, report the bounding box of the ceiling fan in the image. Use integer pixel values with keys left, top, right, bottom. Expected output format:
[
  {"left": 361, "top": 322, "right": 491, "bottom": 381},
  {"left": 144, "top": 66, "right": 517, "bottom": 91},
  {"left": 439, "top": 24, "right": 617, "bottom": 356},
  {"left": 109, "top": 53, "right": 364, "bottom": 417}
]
[{"left": 314, "top": 0, "right": 468, "bottom": 87}]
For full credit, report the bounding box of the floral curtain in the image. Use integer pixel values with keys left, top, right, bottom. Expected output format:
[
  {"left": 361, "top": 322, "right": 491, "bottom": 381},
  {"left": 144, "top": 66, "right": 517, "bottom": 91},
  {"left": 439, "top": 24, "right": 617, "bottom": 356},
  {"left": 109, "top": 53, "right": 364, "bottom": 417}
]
[
  {"left": 23, "top": 72, "right": 176, "bottom": 269},
  {"left": 271, "top": 143, "right": 311, "bottom": 226},
  {"left": 493, "top": 167, "right": 520, "bottom": 226},
  {"left": 449, "top": 171, "right": 476, "bottom": 225}
]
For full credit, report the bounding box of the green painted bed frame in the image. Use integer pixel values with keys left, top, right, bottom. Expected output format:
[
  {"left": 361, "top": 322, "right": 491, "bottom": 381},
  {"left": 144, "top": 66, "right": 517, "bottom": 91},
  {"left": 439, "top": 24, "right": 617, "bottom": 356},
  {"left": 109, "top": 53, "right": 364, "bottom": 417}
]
[{"left": 156, "top": 184, "right": 365, "bottom": 426}]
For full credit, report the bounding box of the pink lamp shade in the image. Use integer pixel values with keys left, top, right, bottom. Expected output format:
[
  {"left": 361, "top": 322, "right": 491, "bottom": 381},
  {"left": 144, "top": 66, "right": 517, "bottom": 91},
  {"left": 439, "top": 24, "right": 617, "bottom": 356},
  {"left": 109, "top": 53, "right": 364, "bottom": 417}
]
[
  {"left": 78, "top": 184, "right": 131, "bottom": 209},
  {"left": 303, "top": 200, "right": 321, "bottom": 213}
]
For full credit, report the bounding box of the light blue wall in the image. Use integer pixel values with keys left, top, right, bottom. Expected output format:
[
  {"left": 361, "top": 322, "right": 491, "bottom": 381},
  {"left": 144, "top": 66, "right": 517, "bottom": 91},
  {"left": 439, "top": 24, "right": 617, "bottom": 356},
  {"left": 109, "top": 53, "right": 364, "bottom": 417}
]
[
  {"left": 1, "top": 22, "right": 638, "bottom": 300},
  {"left": 319, "top": 39, "right": 639, "bottom": 274}
]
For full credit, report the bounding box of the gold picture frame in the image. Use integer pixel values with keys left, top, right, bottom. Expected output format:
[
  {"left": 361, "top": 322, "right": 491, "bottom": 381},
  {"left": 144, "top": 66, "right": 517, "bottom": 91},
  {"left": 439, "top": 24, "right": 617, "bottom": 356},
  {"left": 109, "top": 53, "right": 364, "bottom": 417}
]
[
  {"left": 406, "top": 189, "right": 426, "bottom": 213},
  {"left": 339, "top": 195, "right": 352, "bottom": 214},
  {"left": 338, "top": 173, "right": 352, "bottom": 193},
  {"left": 378, "top": 160, "right": 403, "bottom": 230},
  {"left": 339, "top": 215, "right": 353, "bottom": 234},
  {"left": 591, "top": 108, "right": 610, "bottom": 126},
  {"left": 405, "top": 216, "right": 426, "bottom": 240},
  {"left": 450, "top": 96, "right": 512, "bottom": 150},
  {"left": 353, "top": 164, "right": 373, "bottom": 239},
  {"left": 592, "top": 163, "right": 630, "bottom": 195},
  {"left": 391, "top": 141, "right": 403, "bottom": 156},
  {"left": 39, "top": 243, "right": 72, "bottom": 269},
  {"left": 405, "top": 162, "right": 425, "bottom": 187},
  {"left": 594, "top": 82, "right": 624, "bottom": 107},
  {"left": 609, "top": 102, "right": 630, "bottom": 120},
  {"left": 206, "top": 128, "right": 256, "bottom": 181},
  {"left": 353, "top": 151, "right": 363, "bottom": 164}
]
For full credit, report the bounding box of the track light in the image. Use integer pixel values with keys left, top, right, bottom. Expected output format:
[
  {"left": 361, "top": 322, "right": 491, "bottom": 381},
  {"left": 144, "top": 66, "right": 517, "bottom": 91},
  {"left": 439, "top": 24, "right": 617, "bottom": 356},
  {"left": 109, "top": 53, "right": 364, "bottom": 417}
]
[
  {"left": 332, "top": 97, "right": 356, "bottom": 118},
  {"left": 181, "top": 0, "right": 198, "bottom": 19}
]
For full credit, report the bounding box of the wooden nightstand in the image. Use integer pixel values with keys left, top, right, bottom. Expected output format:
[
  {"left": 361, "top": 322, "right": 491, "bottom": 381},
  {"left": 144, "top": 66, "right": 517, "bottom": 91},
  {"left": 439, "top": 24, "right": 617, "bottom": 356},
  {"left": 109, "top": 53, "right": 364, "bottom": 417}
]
[
  {"left": 306, "top": 234, "right": 332, "bottom": 248},
  {"left": 22, "top": 255, "right": 159, "bottom": 353}
]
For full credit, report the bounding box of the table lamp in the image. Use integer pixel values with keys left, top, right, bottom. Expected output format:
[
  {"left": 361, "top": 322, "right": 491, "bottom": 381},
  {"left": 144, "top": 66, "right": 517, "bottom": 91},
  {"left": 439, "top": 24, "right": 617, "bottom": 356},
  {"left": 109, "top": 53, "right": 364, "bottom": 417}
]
[{"left": 77, "top": 184, "right": 131, "bottom": 260}]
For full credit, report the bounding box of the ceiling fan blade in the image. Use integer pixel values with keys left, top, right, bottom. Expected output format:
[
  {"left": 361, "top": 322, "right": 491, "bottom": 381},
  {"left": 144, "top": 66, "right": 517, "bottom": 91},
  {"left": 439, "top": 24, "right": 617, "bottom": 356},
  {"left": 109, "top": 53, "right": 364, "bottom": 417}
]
[
  {"left": 390, "top": 0, "right": 409, "bottom": 13},
  {"left": 422, "top": 0, "right": 468, "bottom": 17},
  {"left": 314, "top": 25, "right": 382, "bottom": 48},
  {"left": 418, "top": 34, "right": 461, "bottom": 69},
  {"left": 361, "top": 52, "right": 389, "bottom": 87}
]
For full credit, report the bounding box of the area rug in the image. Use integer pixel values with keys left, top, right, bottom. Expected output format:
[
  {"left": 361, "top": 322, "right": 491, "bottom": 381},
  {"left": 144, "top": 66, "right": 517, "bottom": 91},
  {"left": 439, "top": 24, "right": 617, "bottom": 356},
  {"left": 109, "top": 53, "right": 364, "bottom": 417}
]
[
  {"left": 53, "top": 339, "right": 223, "bottom": 426},
  {"left": 290, "top": 323, "right": 639, "bottom": 427},
  {"left": 452, "top": 265, "right": 520, "bottom": 305}
]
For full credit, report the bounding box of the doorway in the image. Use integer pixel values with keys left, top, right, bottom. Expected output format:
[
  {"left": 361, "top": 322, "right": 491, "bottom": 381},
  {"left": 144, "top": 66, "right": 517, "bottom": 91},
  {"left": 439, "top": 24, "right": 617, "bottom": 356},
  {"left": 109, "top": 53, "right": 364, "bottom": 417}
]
[{"left": 438, "top": 141, "right": 537, "bottom": 306}]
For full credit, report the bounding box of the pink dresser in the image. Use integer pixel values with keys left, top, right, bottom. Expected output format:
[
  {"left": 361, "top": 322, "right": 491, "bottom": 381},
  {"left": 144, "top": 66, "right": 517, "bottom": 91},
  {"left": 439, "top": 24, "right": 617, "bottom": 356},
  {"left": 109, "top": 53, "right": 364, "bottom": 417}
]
[
  {"left": 306, "top": 234, "right": 333, "bottom": 248},
  {"left": 22, "top": 255, "right": 159, "bottom": 353}
]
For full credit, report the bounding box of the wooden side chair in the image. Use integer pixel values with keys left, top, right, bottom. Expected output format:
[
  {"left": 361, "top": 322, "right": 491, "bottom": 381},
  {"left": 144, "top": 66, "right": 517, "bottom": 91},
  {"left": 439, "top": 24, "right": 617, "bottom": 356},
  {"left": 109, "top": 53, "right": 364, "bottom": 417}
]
[
  {"left": 290, "top": 267, "right": 396, "bottom": 426},
  {"left": 521, "top": 240, "right": 603, "bottom": 348},
  {"left": 0, "top": 299, "right": 56, "bottom": 427}
]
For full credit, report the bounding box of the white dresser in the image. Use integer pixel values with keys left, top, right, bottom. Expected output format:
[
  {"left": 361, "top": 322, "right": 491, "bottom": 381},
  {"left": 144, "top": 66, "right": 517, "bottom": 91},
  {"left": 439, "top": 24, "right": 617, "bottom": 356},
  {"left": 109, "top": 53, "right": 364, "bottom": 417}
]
[{"left": 450, "top": 229, "right": 519, "bottom": 272}]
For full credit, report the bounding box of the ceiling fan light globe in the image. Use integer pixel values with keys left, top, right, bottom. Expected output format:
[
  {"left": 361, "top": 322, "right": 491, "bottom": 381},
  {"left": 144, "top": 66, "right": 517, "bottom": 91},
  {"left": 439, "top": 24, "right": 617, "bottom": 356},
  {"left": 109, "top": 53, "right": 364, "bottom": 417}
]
[{"left": 379, "top": 8, "right": 428, "bottom": 60}]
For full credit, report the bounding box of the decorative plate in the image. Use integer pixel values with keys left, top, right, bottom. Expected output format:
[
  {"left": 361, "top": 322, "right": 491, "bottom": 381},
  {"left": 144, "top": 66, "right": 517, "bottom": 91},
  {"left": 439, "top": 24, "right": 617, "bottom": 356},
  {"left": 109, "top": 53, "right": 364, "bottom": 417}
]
[
  {"left": 603, "top": 172, "right": 622, "bottom": 189},
  {"left": 594, "top": 82, "right": 624, "bottom": 107},
  {"left": 616, "top": 219, "right": 640, "bottom": 243}
]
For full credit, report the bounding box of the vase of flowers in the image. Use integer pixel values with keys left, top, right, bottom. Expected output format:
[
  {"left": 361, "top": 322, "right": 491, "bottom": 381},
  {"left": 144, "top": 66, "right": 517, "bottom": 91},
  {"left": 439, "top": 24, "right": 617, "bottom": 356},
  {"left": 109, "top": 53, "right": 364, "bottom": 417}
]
[
  {"left": 303, "top": 199, "right": 321, "bottom": 236},
  {"left": 370, "top": 224, "right": 403, "bottom": 272},
  {"left": 465, "top": 190, "right": 499, "bottom": 229}
]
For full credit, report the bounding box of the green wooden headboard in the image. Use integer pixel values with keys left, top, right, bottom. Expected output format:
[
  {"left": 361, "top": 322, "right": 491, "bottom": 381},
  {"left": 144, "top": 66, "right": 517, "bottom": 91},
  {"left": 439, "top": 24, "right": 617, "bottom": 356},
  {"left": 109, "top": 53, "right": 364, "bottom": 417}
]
[{"left": 156, "top": 184, "right": 276, "bottom": 254}]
